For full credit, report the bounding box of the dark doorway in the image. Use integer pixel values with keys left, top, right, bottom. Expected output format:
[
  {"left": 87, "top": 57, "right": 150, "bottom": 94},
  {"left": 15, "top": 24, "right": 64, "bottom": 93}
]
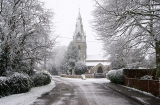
[
  {"left": 94, "top": 66, "right": 105, "bottom": 78},
  {"left": 97, "top": 66, "right": 103, "bottom": 73}
]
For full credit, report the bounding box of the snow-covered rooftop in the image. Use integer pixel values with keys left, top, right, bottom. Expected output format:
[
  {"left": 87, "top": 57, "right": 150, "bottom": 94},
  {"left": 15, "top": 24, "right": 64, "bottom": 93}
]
[
  {"left": 86, "top": 62, "right": 111, "bottom": 66},
  {"left": 86, "top": 55, "right": 109, "bottom": 61}
]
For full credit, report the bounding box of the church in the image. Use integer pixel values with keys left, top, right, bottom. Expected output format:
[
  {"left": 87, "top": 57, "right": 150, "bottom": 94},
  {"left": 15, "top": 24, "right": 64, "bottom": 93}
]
[{"left": 73, "top": 11, "right": 111, "bottom": 76}]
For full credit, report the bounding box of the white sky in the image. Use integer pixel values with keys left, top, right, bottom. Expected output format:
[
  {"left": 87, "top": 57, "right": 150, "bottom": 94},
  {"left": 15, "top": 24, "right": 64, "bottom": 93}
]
[{"left": 40, "top": 0, "right": 104, "bottom": 55}]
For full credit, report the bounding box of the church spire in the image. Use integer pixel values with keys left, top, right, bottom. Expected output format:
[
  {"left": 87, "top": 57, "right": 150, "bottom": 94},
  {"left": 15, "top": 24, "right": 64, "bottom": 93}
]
[
  {"left": 73, "top": 9, "right": 86, "bottom": 42},
  {"left": 73, "top": 9, "right": 87, "bottom": 61},
  {"left": 78, "top": 8, "right": 82, "bottom": 20}
]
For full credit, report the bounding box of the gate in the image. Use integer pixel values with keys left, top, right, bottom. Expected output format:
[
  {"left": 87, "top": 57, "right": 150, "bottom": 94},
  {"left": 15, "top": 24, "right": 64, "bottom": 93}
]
[{"left": 94, "top": 73, "right": 106, "bottom": 78}]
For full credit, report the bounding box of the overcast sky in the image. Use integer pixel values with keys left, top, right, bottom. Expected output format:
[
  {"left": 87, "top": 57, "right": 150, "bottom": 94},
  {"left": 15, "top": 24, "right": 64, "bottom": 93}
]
[{"left": 40, "top": 0, "right": 104, "bottom": 55}]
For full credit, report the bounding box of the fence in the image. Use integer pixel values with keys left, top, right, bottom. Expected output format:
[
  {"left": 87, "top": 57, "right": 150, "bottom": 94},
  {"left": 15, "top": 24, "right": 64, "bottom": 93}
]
[
  {"left": 123, "top": 69, "right": 159, "bottom": 96},
  {"left": 123, "top": 69, "right": 156, "bottom": 79},
  {"left": 94, "top": 73, "right": 106, "bottom": 78},
  {"left": 125, "top": 77, "right": 159, "bottom": 96}
]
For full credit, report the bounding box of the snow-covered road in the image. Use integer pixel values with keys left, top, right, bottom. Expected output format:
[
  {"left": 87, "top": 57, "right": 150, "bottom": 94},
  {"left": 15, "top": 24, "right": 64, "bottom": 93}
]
[
  {"left": 0, "top": 76, "right": 140, "bottom": 105},
  {"left": 32, "top": 77, "right": 140, "bottom": 105}
]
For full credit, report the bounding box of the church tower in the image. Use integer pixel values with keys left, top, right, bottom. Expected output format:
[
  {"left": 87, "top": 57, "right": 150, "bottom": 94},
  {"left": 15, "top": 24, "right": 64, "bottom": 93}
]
[{"left": 73, "top": 10, "right": 87, "bottom": 62}]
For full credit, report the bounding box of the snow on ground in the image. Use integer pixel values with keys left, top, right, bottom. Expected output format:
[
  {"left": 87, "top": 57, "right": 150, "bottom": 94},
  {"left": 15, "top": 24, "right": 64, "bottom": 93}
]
[
  {"left": 60, "top": 77, "right": 110, "bottom": 86},
  {"left": 53, "top": 76, "right": 110, "bottom": 86},
  {"left": 59, "top": 77, "right": 136, "bottom": 105},
  {"left": 0, "top": 77, "right": 109, "bottom": 105},
  {"left": 62, "top": 77, "right": 110, "bottom": 83},
  {"left": 122, "top": 85, "right": 156, "bottom": 97},
  {"left": 0, "top": 80, "right": 55, "bottom": 105},
  {"left": 132, "top": 96, "right": 149, "bottom": 104}
]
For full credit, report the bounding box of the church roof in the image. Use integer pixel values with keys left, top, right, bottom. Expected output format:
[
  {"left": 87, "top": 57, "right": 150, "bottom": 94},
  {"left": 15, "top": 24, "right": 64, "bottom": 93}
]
[
  {"left": 86, "top": 62, "right": 111, "bottom": 66},
  {"left": 85, "top": 55, "right": 111, "bottom": 66},
  {"left": 86, "top": 55, "right": 108, "bottom": 61}
]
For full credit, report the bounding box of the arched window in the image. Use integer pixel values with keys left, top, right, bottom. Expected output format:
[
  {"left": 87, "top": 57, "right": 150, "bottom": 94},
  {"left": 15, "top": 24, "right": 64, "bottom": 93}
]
[{"left": 97, "top": 66, "right": 103, "bottom": 73}]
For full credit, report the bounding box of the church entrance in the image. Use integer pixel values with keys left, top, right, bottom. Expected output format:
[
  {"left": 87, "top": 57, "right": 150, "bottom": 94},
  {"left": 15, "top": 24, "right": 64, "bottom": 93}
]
[
  {"left": 97, "top": 66, "right": 103, "bottom": 73},
  {"left": 94, "top": 66, "right": 105, "bottom": 78}
]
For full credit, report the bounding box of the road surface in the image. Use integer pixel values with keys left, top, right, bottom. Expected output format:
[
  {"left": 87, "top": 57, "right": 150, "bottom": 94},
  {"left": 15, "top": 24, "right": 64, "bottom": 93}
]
[{"left": 32, "top": 76, "right": 140, "bottom": 105}]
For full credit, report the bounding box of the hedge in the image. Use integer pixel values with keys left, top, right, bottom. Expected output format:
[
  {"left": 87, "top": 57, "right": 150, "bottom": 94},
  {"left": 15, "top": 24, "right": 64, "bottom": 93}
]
[
  {"left": 0, "top": 73, "right": 31, "bottom": 97},
  {"left": 0, "top": 71, "right": 51, "bottom": 98},
  {"left": 107, "top": 69, "right": 124, "bottom": 85},
  {"left": 31, "top": 72, "right": 51, "bottom": 87}
]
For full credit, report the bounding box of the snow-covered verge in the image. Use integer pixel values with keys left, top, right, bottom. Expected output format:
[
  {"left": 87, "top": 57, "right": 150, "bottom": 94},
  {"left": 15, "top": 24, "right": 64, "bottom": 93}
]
[
  {"left": 0, "top": 80, "right": 55, "bottom": 105},
  {"left": 122, "top": 85, "right": 157, "bottom": 98}
]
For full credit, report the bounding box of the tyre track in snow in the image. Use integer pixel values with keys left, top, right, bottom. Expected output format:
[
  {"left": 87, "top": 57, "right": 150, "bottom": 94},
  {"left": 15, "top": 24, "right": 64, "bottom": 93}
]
[
  {"left": 31, "top": 77, "right": 140, "bottom": 105},
  {"left": 61, "top": 78, "right": 140, "bottom": 105},
  {"left": 31, "top": 77, "right": 89, "bottom": 105}
]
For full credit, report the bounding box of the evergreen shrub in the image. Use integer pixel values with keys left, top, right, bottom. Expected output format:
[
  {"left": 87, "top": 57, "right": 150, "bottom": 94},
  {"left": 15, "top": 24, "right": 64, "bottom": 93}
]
[
  {"left": 0, "top": 73, "right": 31, "bottom": 97},
  {"left": 74, "top": 61, "right": 87, "bottom": 75},
  {"left": 107, "top": 69, "right": 124, "bottom": 85},
  {"left": 0, "top": 71, "right": 51, "bottom": 98},
  {"left": 31, "top": 72, "right": 51, "bottom": 87}
]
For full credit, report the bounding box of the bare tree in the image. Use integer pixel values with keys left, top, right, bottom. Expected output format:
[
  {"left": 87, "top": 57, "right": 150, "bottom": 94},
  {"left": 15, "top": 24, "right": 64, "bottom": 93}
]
[
  {"left": 93, "top": 0, "right": 160, "bottom": 78},
  {"left": 46, "top": 46, "right": 67, "bottom": 74},
  {"left": 0, "top": 0, "right": 54, "bottom": 75}
]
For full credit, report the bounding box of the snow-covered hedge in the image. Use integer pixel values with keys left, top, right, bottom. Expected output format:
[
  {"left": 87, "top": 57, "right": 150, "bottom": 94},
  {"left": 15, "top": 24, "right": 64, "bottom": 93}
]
[
  {"left": 74, "top": 61, "right": 87, "bottom": 75},
  {"left": 0, "top": 71, "right": 51, "bottom": 98},
  {"left": 107, "top": 69, "right": 124, "bottom": 84},
  {"left": 0, "top": 73, "right": 31, "bottom": 97},
  {"left": 31, "top": 72, "right": 51, "bottom": 87}
]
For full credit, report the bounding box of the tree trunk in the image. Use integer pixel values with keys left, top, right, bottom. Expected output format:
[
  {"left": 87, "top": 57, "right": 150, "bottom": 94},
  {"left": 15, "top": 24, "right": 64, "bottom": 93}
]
[
  {"left": 156, "top": 41, "right": 160, "bottom": 78},
  {"left": 29, "top": 58, "right": 35, "bottom": 75},
  {"left": 72, "top": 69, "right": 75, "bottom": 75}
]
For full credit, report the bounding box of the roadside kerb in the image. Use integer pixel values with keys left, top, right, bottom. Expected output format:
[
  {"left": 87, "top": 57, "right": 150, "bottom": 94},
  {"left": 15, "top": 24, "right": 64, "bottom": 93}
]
[{"left": 104, "top": 83, "right": 157, "bottom": 105}]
